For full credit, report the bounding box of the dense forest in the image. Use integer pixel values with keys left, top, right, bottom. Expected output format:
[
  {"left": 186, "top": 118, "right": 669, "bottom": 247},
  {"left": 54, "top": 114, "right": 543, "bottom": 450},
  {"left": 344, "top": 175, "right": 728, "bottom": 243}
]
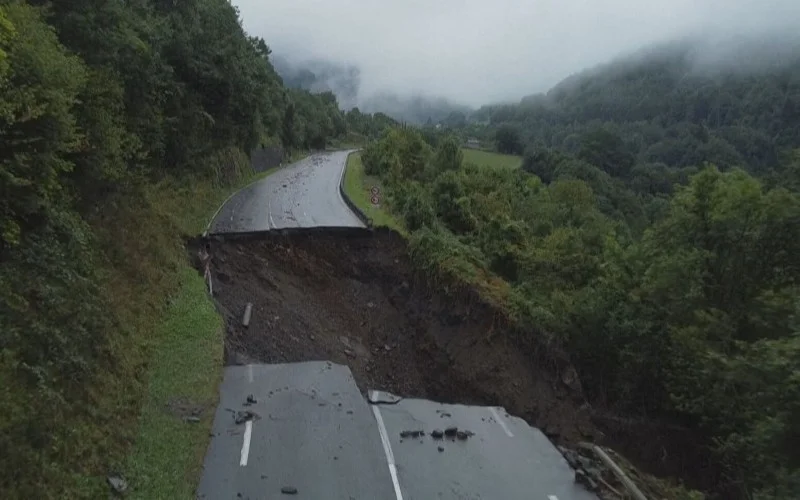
[
  {"left": 0, "top": 0, "right": 394, "bottom": 497},
  {"left": 364, "top": 42, "right": 800, "bottom": 498}
]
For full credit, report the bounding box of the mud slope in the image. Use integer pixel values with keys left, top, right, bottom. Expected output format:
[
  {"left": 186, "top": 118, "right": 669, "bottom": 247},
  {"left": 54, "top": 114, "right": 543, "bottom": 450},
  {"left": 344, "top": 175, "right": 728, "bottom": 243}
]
[{"left": 203, "top": 227, "right": 597, "bottom": 444}]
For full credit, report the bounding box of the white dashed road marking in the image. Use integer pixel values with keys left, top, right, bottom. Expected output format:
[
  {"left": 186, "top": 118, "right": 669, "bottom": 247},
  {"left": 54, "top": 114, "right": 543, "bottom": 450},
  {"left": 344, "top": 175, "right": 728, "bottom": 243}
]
[
  {"left": 239, "top": 420, "right": 253, "bottom": 466},
  {"left": 489, "top": 407, "right": 514, "bottom": 437},
  {"left": 371, "top": 405, "right": 404, "bottom": 500}
]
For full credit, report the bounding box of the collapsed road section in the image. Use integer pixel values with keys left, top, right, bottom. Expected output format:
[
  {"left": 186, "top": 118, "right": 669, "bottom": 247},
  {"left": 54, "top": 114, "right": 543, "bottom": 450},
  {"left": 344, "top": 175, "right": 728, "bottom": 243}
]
[
  {"left": 201, "top": 228, "right": 595, "bottom": 443},
  {"left": 193, "top": 228, "right": 626, "bottom": 499}
]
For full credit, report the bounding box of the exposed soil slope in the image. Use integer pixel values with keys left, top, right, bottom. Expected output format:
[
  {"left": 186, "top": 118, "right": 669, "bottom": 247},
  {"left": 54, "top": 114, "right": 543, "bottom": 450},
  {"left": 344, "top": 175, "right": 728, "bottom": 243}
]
[{"left": 201, "top": 227, "right": 598, "bottom": 444}]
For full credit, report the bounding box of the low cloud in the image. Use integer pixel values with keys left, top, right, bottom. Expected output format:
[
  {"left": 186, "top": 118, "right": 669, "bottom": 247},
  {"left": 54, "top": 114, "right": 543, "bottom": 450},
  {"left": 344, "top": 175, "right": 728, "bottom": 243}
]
[{"left": 235, "top": 0, "right": 800, "bottom": 106}]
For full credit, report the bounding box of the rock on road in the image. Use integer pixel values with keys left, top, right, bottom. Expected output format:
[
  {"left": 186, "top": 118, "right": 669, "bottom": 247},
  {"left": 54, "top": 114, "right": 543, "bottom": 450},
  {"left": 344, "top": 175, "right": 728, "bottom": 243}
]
[{"left": 209, "top": 150, "right": 363, "bottom": 233}]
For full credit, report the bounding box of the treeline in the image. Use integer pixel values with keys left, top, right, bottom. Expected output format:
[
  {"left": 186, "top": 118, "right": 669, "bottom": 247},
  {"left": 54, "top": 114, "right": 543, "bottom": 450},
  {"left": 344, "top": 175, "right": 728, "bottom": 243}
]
[
  {"left": 467, "top": 40, "right": 800, "bottom": 177},
  {"left": 362, "top": 128, "right": 800, "bottom": 495},
  {"left": 0, "top": 0, "right": 387, "bottom": 497}
]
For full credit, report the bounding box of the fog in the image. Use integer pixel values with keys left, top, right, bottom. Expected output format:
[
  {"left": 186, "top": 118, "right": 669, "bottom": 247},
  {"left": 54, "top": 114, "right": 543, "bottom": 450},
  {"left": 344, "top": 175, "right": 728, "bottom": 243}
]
[{"left": 234, "top": 0, "right": 800, "bottom": 107}]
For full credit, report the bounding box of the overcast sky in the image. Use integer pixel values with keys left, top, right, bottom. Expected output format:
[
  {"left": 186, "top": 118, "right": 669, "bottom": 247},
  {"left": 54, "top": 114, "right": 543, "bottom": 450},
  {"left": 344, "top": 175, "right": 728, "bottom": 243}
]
[{"left": 234, "top": 0, "right": 800, "bottom": 106}]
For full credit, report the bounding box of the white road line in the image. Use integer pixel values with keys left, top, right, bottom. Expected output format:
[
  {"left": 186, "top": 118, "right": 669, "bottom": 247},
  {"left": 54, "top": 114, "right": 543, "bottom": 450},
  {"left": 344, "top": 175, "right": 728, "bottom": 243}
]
[
  {"left": 267, "top": 198, "right": 275, "bottom": 229},
  {"left": 489, "top": 407, "right": 514, "bottom": 437},
  {"left": 239, "top": 420, "right": 253, "bottom": 466},
  {"left": 371, "top": 405, "right": 404, "bottom": 500},
  {"left": 247, "top": 364, "right": 253, "bottom": 383}
]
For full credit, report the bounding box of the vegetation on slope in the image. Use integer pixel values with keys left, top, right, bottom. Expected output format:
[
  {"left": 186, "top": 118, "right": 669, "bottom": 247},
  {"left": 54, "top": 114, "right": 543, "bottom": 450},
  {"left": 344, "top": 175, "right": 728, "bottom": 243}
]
[
  {"left": 0, "top": 1, "right": 390, "bottom": 497},
  {"left": 343, "top": 152, "right": 404, "bottom": 232},
  {"left": 362, "top": 100, "right": 800, "bottom": 498}
]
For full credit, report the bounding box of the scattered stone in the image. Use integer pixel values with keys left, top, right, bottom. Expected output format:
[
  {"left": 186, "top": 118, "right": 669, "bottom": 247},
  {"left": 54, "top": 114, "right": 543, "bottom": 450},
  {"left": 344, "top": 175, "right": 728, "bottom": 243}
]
[
  {"left": 456, "top": 430, "right": 474, "bottom": 440},
  {"left": 245, "top": 394, "right": 257, "bottom": 405},
  {"left": 234, "top": 410, "right": 258, "bottom": 424},
  {"left": 366, "top": 301, "right": 375, "bottom": 308},
  {"left": 185, "top": 416, "right": 201, "bottom": 424},
  {"left": 281, "top": 486, "right": 298, "bottom": 495},
  {"left": 309, "top": 334, "right": 315, "bottom": 341},
  {"left": 333, "top": 456, "right": 338, "bottom": 460},
  {"left": 384, "top": 344, "right": 392, "bottom": 352},
  {"left": 107, "top": 475, "right": 128, "bottom": 495},
  {"left": 437, "top": 446, "right": 445, "bottom": 452},
  {"left": 343, "top": 348, "right": 355, "bottom": 358},
  {"left": 346, "top": 410, "right": 353, "bottom": 415},
  {"left": 431, "top": 429, "right": 444, "bottom": 439},
  {"left": 444, "top": 426, "right": 458, "bottom": 437},
  {"left": 439, "top": 412, "right": 452, "bottom": 418}
]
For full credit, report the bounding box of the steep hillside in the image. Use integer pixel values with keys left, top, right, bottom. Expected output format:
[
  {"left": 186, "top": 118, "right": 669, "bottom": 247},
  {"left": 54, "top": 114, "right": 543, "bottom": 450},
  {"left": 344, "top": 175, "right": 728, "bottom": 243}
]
[
  {"left": 0, "top": 0, "right": 379, "bottom": 497},
  {"left": 472, "top": 38, "right": 800, "bottom": 175}
]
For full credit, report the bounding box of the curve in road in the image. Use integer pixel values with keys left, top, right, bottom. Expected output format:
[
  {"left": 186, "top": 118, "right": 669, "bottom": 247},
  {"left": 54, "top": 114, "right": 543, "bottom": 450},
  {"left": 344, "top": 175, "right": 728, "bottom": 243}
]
[{"left": 209, "top": 150, "right": 363, "bottom": 233}]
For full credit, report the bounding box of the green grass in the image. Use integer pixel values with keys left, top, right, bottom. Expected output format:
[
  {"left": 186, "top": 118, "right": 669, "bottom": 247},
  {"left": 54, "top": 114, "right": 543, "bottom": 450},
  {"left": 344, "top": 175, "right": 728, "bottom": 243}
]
[
  {"left": 343, "top": 152, "right": 405, "bottom": 233},
  {"left": 462, "top": 148, "right": 523, "bottom": 169},
  {"left": 124, "top": 267, "right": 223, "bottom": 499},
  {"left": 121, "top": 157, "right": 294, "bottom": 499}
]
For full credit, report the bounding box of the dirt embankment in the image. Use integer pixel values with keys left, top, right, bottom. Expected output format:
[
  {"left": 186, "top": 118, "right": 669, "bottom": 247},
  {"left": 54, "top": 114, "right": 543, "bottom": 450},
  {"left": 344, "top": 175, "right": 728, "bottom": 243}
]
[
  {"left": 193, "top": 227, "right": 725, "bottom": 498},
  {"left": 198, "top": 227, "right": 597, "bottom": 444}
]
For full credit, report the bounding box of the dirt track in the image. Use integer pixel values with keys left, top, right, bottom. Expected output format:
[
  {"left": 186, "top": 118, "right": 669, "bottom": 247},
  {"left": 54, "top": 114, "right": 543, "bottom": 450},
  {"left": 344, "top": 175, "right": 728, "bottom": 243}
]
[{"left": 198, "top": 227, "right": 598, "bottom": 444}]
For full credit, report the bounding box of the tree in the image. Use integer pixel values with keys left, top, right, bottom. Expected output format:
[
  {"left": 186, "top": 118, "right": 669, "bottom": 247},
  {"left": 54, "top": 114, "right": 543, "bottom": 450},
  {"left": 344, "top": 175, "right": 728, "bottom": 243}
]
[
  {"left": 0, "top": 2, "right": 86, "bottom": 247},
  {"left": 578, "top": 127, "right": 635, "bottom": 178},
  {"left": 496, "top": 125, "right": 522, "bottom": 155}
]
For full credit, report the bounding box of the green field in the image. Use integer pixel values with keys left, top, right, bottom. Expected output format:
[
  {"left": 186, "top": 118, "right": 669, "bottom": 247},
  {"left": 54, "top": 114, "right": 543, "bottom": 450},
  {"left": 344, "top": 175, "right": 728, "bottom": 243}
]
[
  {"left": 343, "top": 152, "right": 405, "bottom": 233},
  {"left": 462, "top": 148, "right": 523, "bottom": 169}
]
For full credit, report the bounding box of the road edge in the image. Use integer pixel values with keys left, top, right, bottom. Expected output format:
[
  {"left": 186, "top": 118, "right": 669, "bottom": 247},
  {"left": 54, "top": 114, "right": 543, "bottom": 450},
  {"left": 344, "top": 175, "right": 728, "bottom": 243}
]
[{"left": 341, "top": 150, "right": 373, "bottom": 228}]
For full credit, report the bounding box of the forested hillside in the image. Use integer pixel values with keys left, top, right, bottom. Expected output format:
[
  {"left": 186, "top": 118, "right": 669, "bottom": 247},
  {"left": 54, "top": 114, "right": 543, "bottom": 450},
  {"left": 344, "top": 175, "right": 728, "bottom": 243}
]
[
  {"left": 362, "top": 42, "right": 800, "bottom": 498},
  {"left": 470, "top": 39, "right": 800, "bottom": 178},
  {"left": 0, "top": 0, "right": 386, "bottom": 497}
]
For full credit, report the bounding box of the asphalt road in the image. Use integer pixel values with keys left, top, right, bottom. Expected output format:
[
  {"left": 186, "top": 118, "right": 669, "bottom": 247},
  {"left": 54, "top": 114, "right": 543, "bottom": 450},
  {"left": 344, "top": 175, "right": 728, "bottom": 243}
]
[
  {"left": 370, "top": 390, "right": 596, "bottom": 500},
  {"left": 197, "top": 363, "right": 396, "bottom": 500},
  {"left": 198, "top": 363, "right": 595, "bottom": 500},
  {"left": 209, "top": 150, "right": 364, "bottom": 233}
]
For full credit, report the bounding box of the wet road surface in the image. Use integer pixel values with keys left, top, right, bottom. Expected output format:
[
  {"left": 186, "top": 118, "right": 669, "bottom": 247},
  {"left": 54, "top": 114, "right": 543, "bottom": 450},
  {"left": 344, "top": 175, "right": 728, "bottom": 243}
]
[
  {"left": 197, "top": 363, "right": 395, "bottom": 499},
  {"left": 370, "top": 390, "right": 596, "bottom": 500},
  {"left": 198, "top": 363, "right": 595, "bottom": 500},
  {"left": 209, "top": 150, "right": 363, "bottom": 233}
]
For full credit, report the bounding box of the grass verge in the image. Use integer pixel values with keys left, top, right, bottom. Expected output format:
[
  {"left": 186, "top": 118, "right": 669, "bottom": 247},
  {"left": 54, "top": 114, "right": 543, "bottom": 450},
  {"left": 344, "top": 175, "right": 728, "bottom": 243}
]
[
  {"left": 124, "top": 266, "right": 222, "bottom": 499},
  {"left": 462, "top": 148, "right": 523, "bottom": 169},
  {"left": 343, "top": 152, "right": 405, "bottom": 233},
  {"left": 120, "top": 153, "right": 298, "bottom": 498}
]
